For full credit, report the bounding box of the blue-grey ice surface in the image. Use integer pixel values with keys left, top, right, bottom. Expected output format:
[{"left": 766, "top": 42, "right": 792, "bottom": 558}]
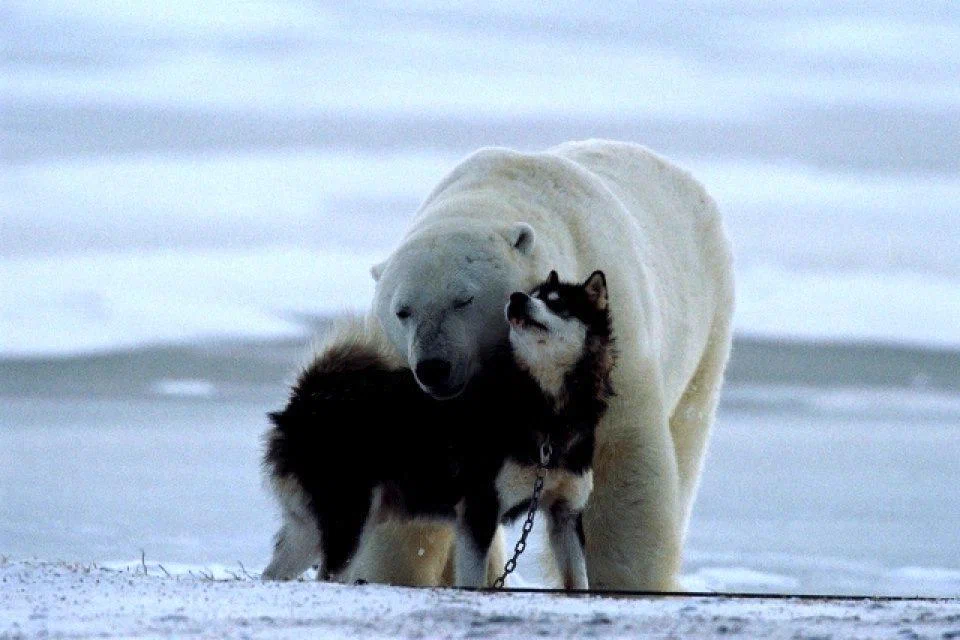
[{"left": 2, "top": 0, "right": 959, "bottom": 597}]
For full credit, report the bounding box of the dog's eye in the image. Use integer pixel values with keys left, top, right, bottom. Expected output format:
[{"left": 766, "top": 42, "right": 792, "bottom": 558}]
[
  {"left": 543, "top": 290, "right": 563, "bottom": 307},
  {"left": 453, "top": 296, "right": 474, "bottom": 310},
  {"left": 396, "top": 308, "right": 411, "bottom": 320},
  {"left": 546, "top": 298, "right": 566, "bottom": 312}
]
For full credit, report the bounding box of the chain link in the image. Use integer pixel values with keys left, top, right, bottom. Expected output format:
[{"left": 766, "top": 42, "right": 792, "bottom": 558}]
[{"left": 492, "top": 441, "right": 551, "bottom": 589}]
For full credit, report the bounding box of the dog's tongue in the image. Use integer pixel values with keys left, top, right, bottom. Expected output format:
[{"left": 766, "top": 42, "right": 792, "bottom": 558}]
[{"left": 508, "top": 316, "right": 526, "bottom": 329}]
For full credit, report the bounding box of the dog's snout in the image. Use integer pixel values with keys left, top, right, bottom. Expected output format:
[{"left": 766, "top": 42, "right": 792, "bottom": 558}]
[
  {"left": 506, "top": 292, "right": 529, "bottom": 320},
  {"left": 415, "top": 358, "right": 451, "bottom": 388}
]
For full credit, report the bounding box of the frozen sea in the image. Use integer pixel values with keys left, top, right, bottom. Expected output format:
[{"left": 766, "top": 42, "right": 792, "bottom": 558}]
[
  {"left": 2, "top": 0, "right": 960, "bottom": 602},
  {"left": 2, "top": 336, "right": 960, "bottom": 598}
]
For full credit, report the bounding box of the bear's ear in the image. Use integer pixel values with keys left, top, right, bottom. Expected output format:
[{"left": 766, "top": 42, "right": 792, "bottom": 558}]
[
  {"left": 583, "top": 270, "right": 608, "bottom": 311},
  {"left": 370, "top": 259, "right": 388, "bottom": 282},
  {"left": 506, "top": 222, "right": 535, "bottom": 256}
]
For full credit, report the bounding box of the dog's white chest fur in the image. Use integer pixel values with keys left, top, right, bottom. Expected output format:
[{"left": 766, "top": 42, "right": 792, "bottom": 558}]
[{"left": 495, "top": 460, "right": 593, "bottom": 515}]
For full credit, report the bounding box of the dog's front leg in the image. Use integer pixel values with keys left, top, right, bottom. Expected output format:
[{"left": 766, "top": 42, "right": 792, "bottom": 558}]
[
  {"left": 547, "top": 502, "right": 589, "bottom": 590},
  {"left": 262, "top": 510, "right": 321, "bottom": 581},
  {"left": 454, "top": 493, "right": 498, "bottom": 588}
]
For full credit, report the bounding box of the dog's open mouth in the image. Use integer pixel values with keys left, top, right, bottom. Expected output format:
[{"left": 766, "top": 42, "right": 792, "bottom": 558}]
[{"left": 509, "top": 315, "right": 549, "bottom": 332}]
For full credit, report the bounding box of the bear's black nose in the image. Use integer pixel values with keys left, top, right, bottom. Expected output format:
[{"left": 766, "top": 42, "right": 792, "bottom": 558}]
[{"left": 415, "top": 359, "right": 451, "bottom": 388}]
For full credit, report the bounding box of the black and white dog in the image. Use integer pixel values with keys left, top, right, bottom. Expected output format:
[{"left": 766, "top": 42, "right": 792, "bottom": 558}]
[{"left": 262, "top": 270, "right": 615, "bottom": 588}]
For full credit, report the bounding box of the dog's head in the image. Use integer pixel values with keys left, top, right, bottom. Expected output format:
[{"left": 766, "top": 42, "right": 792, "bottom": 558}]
[{"left": 504, "top": 270, "right": 613, "bottom": 398}]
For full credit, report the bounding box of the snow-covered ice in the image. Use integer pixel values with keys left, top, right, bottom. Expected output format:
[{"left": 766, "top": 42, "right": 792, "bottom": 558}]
[
  {"left": 150, "top": 378, "right": 218, "bottom": 398},
  {"left": 6, "top": 239, "right": 960, "bottom": 358},
  {"left": 2, "top": 559, "right": 958, "bottom": 639},
  {"left": 0, "top": 246, "right": 380, "bottom": 356},
  {"left": 3, "top": 152, "right": 960, "bottom": 356}
]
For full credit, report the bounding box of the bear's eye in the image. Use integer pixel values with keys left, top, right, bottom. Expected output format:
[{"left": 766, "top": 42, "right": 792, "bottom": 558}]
[
  {"left": 453, "top": 296, "right": 474, "bottom": 310},
  {"left": 395, "top": 307, "right": 411, "bottom": 320}
]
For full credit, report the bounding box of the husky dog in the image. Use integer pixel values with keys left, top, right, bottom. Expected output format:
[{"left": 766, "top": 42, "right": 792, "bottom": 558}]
[{"left": 262, "top": 270, "right": 615, "bottom": 588}]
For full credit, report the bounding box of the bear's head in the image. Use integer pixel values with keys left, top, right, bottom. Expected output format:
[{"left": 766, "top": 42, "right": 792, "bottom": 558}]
[{"left": 371, "top": 221, "right": 536, "bottom": 399}]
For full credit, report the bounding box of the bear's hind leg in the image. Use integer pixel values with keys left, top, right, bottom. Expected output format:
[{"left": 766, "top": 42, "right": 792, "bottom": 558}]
[{"left": 670, "top": 311, "right": 734, "bottom": 539}]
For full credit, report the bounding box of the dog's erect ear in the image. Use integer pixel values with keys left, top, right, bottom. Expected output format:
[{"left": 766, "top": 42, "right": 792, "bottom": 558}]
[
  {"left": 547, "top": 270, "right": 560, "bottom": 287},
  {"left": 505, "top": 222, "right": 535, "bottom": 255},
  {"left": 583, "top": 270, "right": 608, "bottom": 310},
  {"left": 370, "top": 259, "right": 387, "bottom": 282}
]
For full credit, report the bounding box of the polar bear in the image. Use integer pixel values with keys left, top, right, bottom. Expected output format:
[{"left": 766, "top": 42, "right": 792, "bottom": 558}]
[{"left": 352, "top": 140, "right": 734, "bottom": 590}]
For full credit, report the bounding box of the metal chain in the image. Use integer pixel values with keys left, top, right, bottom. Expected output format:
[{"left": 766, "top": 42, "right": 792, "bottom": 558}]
[{"left": 492, "top": 441, "right": 552, "bottom": 589}]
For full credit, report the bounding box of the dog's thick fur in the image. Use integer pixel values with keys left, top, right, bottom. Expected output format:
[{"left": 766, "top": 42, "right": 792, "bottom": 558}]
[{"left": 262, "top": 272, "right": 615, "bottom": 588}]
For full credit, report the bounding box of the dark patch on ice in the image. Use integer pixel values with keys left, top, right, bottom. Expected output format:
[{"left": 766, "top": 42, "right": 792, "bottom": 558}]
[
  {"left": 588, "top": 612, "right": 613, "bottom": 625},
  {"left": 481, "top": 614, "right": 525, "bottom": 624},
  {"left": 465, "top": 614, "right": 529, "bottom": 638},
  {"left": 715, "top": 622, "right": 744, "bottom": 635},
  {"left": 726, "top": 338, "right": 960, "bottom": 395},
  {"left": 154, "top": 613, "right": 190, "bottom": 623}
]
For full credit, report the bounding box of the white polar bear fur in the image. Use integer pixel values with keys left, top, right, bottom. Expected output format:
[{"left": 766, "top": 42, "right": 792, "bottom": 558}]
[{"left": 356, "top": 140, "right": 734, "bottom": 590}]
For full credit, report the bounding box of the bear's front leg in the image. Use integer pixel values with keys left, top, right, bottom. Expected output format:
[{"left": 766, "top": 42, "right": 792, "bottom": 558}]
[
  {"left": 454, "top": 493, "right": 499, "bottom": 588},
  {"left": 546, "top": 502, "right": 589, "bottom": 590}
]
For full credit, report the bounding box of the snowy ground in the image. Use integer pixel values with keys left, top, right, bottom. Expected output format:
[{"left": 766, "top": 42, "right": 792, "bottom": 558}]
[{"left": 3, "top": 559, "right": 959, "bottom": 639}]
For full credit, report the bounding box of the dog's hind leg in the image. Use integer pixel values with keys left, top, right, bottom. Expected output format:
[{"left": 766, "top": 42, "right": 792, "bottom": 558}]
[
  {"left": 318, "top": 485, "right": 376, "bottom": 581},
  {"left": 262, "top": 511, "right": 322, "bottom": 580},
  {"left": 547, "top": 502, "right": 589, "bottom": 590}
]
